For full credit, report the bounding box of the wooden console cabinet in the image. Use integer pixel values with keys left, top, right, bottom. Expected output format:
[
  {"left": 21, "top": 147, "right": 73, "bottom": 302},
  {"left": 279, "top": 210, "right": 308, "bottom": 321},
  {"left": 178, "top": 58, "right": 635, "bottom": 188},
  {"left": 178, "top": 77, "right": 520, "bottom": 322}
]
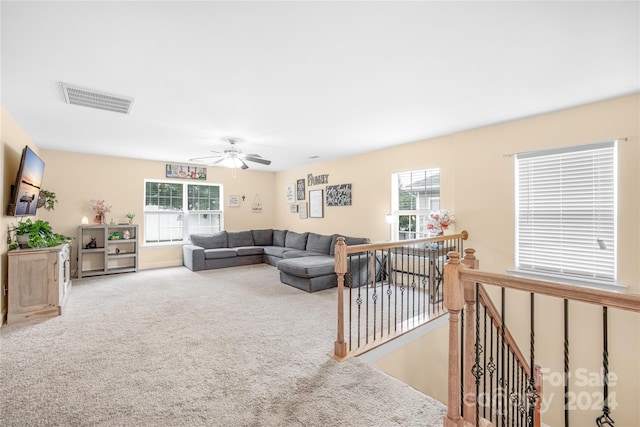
[
  {"left": 77, "top": 224, "right": 138, "bottom": 278},
  {"left": 7, "top": 244, "right": 72, "bottom": 324}
]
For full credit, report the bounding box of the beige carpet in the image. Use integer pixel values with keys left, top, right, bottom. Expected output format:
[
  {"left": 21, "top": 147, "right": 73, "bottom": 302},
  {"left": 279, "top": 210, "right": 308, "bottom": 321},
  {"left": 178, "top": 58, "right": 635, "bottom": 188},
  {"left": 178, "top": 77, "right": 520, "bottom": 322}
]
[{"left": 1, "top": 264, "right": 446, "bottom": 426}]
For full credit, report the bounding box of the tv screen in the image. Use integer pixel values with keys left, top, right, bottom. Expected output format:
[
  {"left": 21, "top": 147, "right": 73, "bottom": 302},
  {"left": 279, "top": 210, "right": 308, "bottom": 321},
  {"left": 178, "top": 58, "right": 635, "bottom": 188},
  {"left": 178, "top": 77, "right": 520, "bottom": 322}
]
[{"left": 6, "top": 146, "right": 46, "bottom": 216}]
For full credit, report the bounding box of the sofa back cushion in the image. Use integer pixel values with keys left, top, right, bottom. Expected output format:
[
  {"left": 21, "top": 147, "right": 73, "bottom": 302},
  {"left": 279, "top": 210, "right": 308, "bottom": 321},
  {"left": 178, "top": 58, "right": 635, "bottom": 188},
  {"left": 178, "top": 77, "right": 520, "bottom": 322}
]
[
  {"left": 329, "top": 234, "right": 370, "bottom": 255},
  {"left": 227, "top": 230, "right": 255, "bottom": 248},
  {"left": 273, "top": 229, "right": 287, "bottom": 247},
  {"left": 285, "top": 231, "right": 309, "bottom": 250},
  {"left": 251, "top": 229, "right": 274, "bottom": 246},
  {"left": 306, "top": 233, "right": 333, "bottom": 255},
  {"left": 191, "top": 232, "right": 227, "bottom": 249}
]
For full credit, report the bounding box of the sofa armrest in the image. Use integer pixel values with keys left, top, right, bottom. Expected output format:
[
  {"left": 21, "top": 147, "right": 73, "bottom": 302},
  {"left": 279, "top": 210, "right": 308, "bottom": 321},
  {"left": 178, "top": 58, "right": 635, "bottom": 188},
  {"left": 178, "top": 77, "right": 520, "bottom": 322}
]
[{"left": 183, "top": 244, "right": 205, "bottom": 271}]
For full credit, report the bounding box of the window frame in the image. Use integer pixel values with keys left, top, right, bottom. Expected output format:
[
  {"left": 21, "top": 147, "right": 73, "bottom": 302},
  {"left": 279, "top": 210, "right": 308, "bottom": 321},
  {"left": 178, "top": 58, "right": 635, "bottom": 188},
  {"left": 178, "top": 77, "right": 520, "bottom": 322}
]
[
  {"left": 511, "top": 141, "right": 622, "bottom": 290},
  {"left": 390, "top": 168, "right": 441, "bottom": 241},
  {"left": 143, "top": 179, "right": 224, "bottom": 246}
]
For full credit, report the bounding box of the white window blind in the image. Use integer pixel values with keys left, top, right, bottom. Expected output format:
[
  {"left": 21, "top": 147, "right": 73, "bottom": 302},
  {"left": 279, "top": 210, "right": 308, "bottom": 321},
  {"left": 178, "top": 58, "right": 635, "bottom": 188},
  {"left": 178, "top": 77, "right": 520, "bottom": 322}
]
[{"left": 515, "top": 141, "right": 616, "bottom": 284}]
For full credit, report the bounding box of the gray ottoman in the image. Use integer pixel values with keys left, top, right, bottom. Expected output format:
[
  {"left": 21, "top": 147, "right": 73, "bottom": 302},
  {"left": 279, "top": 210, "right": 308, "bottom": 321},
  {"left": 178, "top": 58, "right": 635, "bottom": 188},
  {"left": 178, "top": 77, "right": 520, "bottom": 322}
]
[{"left": 276, "top": 256, "right": 337, "bottom": 293}]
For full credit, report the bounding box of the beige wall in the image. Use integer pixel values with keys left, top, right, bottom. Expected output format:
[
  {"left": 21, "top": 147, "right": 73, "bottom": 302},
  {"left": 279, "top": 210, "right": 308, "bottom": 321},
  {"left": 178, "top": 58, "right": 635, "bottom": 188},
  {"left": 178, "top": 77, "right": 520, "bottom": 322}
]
[
  {"left": 38, "top": 151, "right": 276, "bottom": 271},
  {"left": 1, "top": 109, "right": 40, "bottom": 320},
  {"left": 372, "top": 94, "right": 640, "bottom": 427},
  {"left": 2, "top": 94, "right": 639, "bottom": 425}
]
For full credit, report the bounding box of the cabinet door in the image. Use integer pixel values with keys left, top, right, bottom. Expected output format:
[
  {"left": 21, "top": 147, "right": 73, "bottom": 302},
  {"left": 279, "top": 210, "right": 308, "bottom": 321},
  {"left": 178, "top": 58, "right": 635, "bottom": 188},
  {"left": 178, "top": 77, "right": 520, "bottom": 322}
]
[{"left": 8, "top": 252, "right": 57, "bottom": 314}]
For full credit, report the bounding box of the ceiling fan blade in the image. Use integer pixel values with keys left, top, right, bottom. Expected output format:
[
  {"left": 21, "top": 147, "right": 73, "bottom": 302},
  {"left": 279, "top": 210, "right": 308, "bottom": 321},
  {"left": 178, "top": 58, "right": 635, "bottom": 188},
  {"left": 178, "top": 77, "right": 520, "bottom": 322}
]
[
  {"left": 244, "top": 153, "right": 262, "bottom": 158},
  {"left": 189, "top": 154, "right": 222, "bottom": 161},
  {"left": 245, "top": 156, "right": 271, "bottom": 165},
  {"left": 212, "top": 158, "right": 226, "bottom": 165},
  {"left": 239, "top": 159, "right": 249, "bottom": 170}
]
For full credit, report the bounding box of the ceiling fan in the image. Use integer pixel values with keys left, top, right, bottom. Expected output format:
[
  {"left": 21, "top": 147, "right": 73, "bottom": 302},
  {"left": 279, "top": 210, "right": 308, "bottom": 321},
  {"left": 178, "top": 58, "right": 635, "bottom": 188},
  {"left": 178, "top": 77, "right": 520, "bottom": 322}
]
[{"left": 189, "top": 137, "right": 272, "bottom": 170}]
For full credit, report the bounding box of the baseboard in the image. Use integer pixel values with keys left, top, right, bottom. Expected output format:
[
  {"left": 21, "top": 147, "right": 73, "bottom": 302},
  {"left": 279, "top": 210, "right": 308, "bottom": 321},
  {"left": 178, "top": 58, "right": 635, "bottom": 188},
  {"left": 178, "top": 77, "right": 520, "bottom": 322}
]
[
  {"left": 357, "top": 315, "right": 448, "bottom": 363},
  {"left": 140, "top": 261, "right": 184, "bottom": 270}
]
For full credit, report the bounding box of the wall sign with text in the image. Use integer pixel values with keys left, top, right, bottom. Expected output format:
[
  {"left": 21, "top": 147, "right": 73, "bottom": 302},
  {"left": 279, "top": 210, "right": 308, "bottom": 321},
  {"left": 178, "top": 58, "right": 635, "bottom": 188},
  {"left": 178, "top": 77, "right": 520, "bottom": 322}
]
[{"left": 325, "top": 184, "right": 352, "bottom": 206}]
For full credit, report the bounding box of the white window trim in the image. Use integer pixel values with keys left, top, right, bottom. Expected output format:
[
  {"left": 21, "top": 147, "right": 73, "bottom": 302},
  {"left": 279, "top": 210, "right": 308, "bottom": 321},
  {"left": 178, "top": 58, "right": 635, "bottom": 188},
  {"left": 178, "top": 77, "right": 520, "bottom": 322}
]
[
  {"left": 143, "top": 179, "right": 223, "bottom": 247},
  {"left": 511, "top": 141, "right": 622, "bottom": 290},
  {"left": 390, "top": 168, "right": 440, "bottom": 241}
]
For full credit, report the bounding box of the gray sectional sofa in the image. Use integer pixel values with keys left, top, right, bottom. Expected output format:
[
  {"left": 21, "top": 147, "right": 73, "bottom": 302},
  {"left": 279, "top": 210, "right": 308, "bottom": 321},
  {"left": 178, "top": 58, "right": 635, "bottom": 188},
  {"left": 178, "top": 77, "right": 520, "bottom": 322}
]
[{"left": 182, "top": 229, "right": 376, "bottom": 292}]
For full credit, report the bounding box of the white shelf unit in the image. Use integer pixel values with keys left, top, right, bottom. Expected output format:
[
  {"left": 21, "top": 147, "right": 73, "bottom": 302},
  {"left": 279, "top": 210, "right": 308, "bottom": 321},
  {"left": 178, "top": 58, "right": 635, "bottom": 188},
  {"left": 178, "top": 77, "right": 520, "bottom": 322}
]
[{"left": 77, "top": 224, "right": 138, "bottom": 278}]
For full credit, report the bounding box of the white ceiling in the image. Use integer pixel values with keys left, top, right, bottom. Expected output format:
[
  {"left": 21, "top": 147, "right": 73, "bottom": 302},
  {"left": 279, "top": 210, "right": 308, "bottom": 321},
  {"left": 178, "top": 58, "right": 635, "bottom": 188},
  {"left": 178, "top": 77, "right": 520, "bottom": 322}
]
[{"left": 2, "top": 1, "right": 638, "bottom": 172}]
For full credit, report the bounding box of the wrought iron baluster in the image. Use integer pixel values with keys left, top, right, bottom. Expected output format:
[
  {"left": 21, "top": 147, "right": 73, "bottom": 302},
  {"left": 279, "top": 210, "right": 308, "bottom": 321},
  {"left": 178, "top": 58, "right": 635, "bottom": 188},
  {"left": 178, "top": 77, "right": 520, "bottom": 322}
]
[
  {"left": 488, "top": 318, "right": 496, "bottom": 423},
  {"left": 371, "top": 251, "right": 378, "bottom": 341},
  {"left": 385, "top": 249, "right": 392, "bottom": 337},
  {"left": 460, "top": 308, "right": 465, "bottom": 413},
  {"left": 526, "top": 293, "right": 538, "bottom": 427},
  {"left": 564, "top": 299, "right": 569, "bottom": 427},
  {"left": 472, "top": 283, "right": 484, "bottom": 427},
  {"left": 501, "top": 287, "right": 506, "bottom": 427},
  {"left": 483, "top": 304, "right": 488, "bottom": 420},
  {"left": 596, "top": 306, "right": 615, "bottom": 427}
]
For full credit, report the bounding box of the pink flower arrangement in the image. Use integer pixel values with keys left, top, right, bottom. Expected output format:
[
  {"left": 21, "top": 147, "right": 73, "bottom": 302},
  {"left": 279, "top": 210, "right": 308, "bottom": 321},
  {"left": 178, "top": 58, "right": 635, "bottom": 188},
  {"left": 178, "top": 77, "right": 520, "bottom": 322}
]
[
  {"left": 426, "top": 209, "right": 455, "bottom": 234},
  {"left": 91, "top": 200, "right": 112, "bottom": 216}
]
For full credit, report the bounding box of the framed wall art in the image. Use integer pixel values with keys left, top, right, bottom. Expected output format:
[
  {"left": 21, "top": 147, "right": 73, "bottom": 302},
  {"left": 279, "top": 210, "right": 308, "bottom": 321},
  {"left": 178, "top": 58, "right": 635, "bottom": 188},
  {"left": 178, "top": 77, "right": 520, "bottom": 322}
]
[
  {"left": 286, "top": 183, "right": 295, "bottom": 202},
  {"left": 299, "top": 202, "right": 308, "bottom": 219},
  {"left": 296, "top": 179, "right": 305, "bottom": 200},
  {"left": 326, "top": 183, "right": 352, "bottom": 206},
  {"left": 309, "top": 189, "right": 323, "bottom": 218},
  {"left": 166, "top": 164, "right": 207, "bottom": 180}
]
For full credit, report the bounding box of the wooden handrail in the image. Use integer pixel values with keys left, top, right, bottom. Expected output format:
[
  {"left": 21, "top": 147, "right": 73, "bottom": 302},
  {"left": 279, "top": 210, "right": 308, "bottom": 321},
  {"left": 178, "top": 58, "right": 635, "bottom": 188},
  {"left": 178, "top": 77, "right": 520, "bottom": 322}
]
[
  {"left": 459, "top": 270, "right": 640, "bottom": 313},
  {"left": 342, "top": 230, "right": 469, "bottom": 255},
  {"left": 478, "top": 286, "right": 530, "bottom": 373}
]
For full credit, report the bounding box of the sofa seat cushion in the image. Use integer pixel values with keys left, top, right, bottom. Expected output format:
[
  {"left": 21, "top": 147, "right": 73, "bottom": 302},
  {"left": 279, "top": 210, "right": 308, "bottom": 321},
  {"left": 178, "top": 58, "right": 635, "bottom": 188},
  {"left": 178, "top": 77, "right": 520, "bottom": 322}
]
[
  {"left": 204, "top": 248, "right": 238, "bottom": 259},
  {"left": 277, "top": 256, "right": 335, "bottom": 278},
  {"left": 263, "top": 246, "right": 293, "bottom": 258},
  {"left": 282, "top": 250, "right": 327, "bottom": 259},
  {"left": 235, "top": 246, "right": 265, "bottom": 256}
]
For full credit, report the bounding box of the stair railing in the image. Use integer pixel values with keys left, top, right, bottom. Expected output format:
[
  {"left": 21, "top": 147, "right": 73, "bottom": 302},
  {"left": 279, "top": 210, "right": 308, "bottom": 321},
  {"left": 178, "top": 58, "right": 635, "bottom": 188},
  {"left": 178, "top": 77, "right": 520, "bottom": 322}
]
[
  {"left": 444, "top": 249, "right": 640, "bottom": 427},
  {"left": 333, "top": 231, "right": 469, "bottom": 360}
]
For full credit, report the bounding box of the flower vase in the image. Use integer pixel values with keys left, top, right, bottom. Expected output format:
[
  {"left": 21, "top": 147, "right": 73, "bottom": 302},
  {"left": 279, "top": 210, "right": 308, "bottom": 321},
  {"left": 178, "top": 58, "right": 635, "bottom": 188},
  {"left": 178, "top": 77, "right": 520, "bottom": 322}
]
[{"left": 95, "top": 214, "right": 104, "bottom": 224}]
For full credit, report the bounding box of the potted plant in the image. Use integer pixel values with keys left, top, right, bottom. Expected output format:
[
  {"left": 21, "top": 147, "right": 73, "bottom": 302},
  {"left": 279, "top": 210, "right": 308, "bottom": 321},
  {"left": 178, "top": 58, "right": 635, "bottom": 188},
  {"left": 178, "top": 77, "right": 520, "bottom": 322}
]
[
  {"left": 126, "top": 212, "right": 136, "bottom": 224},
  {"left": 8, "top": 219, "right": 73, "bottom": 250},
  {"left": 37, "top": 189, "right": 58, "bottom": 211}
]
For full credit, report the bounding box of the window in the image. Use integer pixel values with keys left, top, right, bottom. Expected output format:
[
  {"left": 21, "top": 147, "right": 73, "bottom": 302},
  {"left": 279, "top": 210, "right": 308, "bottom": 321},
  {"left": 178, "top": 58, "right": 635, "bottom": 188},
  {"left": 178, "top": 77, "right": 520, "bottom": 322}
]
[
  {"left": 514, "top": 141, "right": 616, "bottom": 286},
  {"left": 391, "top": 168, "right": 440, "bottom": 240},
  {"left": 144, "top": 180, "right": 223, "bottom": 245}
]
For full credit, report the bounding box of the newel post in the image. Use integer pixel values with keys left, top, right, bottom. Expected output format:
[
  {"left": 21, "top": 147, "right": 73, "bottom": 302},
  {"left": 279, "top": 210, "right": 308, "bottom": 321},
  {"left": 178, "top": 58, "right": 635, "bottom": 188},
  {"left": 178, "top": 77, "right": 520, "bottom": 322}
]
[
  {"left": 461, "top": 248, "right": 479, "bottom": 425},
  {"left": 444, "top": 252, "right": 465, "bottom": 427},
  {"left": 334, "top": 237, "right": 348, "bottom": 358}
]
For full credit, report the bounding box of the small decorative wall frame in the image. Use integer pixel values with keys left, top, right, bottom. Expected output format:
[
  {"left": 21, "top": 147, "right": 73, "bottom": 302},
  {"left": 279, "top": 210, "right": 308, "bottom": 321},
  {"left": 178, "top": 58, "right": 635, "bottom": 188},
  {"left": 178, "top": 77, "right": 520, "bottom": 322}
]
[
  {"left": 166, "top": 164, "right": 207, "bottom": 180},
  {"left": 299, "top": 202, "right": 308, "bottom": 219},
  {"left": 252, "top": 194, "right": 262, "bottom": 213},
  {"left": 296, "top": 179, "right": 305, "bottom": 200},
  {"left": 286, "top": 183, "right": 295, "bottom": 202},
  {"left": 309, "top": 189, "right": 323, "bottom": 218},
  {"left": 290, "top": 204, "right": 298, "bottom": 213},
  {"left": 228, "top": 195, "right": 241, "bottom": 207}
]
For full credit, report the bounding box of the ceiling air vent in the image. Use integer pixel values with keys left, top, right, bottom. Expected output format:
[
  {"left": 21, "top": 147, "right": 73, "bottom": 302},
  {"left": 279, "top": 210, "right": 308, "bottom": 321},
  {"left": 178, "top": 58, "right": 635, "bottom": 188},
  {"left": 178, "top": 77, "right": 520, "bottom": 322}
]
[{"left": 60, "top": 83, "right": 134, "bottom": 114}]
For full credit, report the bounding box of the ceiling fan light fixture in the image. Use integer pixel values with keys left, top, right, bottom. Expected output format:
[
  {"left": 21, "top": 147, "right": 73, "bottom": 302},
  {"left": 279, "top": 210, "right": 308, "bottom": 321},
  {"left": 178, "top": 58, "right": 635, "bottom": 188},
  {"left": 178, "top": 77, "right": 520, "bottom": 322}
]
[{"left": 188, "top": 136, "right": 271, "bottom": 170}]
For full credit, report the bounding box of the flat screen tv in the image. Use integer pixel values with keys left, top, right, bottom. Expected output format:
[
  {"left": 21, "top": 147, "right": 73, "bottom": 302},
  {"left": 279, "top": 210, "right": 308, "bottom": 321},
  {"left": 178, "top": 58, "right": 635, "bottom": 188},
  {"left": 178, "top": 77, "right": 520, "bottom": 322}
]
[{"left": 6, "top": 145, "right": 46, "bottom": 216}]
